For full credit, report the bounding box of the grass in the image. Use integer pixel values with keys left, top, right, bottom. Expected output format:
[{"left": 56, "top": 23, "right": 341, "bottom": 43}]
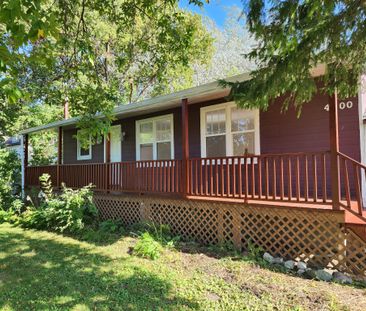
[{"left": 0, "top": 223, "right": 365, "bottom": 310}]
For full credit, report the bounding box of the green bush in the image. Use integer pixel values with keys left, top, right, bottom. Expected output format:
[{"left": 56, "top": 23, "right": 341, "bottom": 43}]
[
  {"left": 133, "top": 232, "right": 163, "bottom": 260},
  {"left": 99, "top": 219, "right": 124, "bottom": 234},
  {"left": 0, "top": 210, "right": 13, "bottom": 223},
  {"left": 78, "top": 220, "right": 125, "bottom": 244},
  {"left": 0, "top": 149, "right": 21, "bottom": 209},
  {"left": 130, "top": 222, "right": 179, "bottom": 245},
  {"left": 19, "top": 174, "right": 98, "bottom": 233},
  {"left": 131, "top": 222, "right": 179, "bottom": 260}
]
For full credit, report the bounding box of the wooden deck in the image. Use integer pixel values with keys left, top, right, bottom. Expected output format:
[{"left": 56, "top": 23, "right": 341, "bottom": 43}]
[{"left": 25, "top": 151, "right": 366, "bottom": 222}]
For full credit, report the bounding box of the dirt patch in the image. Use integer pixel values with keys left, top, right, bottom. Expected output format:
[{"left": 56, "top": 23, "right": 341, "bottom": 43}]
[{"left": 170, "top": 243, "right": 366, "bottom": 311}]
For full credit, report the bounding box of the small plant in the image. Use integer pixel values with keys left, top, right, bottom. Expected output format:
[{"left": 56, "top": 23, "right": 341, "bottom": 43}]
[
  {"left": 133, "top": 232, "right": 163, "bottom": 260},
  {"left": 130, "top": 222, "right": 180, "bottom": 260},
  {"left": 39, "top": 173, "right": 54, "bottom": 201},
  {"left": 132, "top": 222, "right": 180, "bottom": 246},
  {"left": 247, "top": 240, "right": 264, "bottom": 261},
  {"left": 208, "top": 241, "right": 239, "bottom": 255},
  {"left": 99, "top": 219, "right": 124, "bottom": 234}
]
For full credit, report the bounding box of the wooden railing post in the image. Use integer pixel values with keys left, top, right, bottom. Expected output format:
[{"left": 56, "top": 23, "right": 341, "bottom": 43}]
[
  {"left": 182, "top": 98, "right": 189, "bottom": 197},
  {"left": 105, "top": 133, "right": 111, "bottom": 192},
  {"left": 57, "top": 127, "right": 63, "bottom": 188},
  {"left": 329, "top": 93, "right": 341, "bottom": 210},
  {"left": 22, "top": 133, "right": 29, "bottom": 194}
]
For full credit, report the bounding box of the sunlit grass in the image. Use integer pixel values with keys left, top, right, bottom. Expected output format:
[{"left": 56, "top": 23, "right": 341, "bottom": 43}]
[{"left": 0, "top": 223, "right": 364, "bottom": 311}]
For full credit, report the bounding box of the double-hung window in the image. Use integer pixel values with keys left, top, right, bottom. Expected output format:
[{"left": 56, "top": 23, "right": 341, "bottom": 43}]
[
  {"left": 77, "top": 130, "right": 92, "bottom": 160},
  {"left": 201, "top": 102, "right": 260, "bottom": 157},
  {"left": 136, "top": 114, "right": 174, "bottom": 160}
]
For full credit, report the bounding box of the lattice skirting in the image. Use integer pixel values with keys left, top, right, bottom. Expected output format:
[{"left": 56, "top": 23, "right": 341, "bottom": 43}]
[{"left": 93, "top": 194, "right": 366, "bottom": 277}]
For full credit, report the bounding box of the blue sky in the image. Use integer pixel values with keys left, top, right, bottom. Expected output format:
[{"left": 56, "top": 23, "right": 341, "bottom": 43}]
[{"left": 179, "top": 0, "right": 244, "bottom": 28}]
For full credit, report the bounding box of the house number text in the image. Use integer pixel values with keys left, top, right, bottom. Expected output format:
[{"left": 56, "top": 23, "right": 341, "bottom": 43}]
[{"left": 324, "top": 101, "right": 353, "bottom": 111}]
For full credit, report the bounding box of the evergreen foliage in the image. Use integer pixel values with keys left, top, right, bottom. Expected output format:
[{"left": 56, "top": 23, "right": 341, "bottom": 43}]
[{"left": 222, "top": 1, "right": 366, "bottom": 113}]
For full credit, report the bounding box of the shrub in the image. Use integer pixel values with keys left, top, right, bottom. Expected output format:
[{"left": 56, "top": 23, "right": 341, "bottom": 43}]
[
  {"left": 0, "top": 149, "right": 21, "bottom": 209},
  {"left": 131, "top": 222, "right": 179, "bottom": 260},
  {"left": 78, "top": 220, "right": 125, "bottom": 244},
  {"left": 19, "top": 174, "right": 98, "bottom": 233},
  {"left": 99, "top": 219, "right": 124, "bottom": 234},
  {"left": 0, "top": 210, "right": 13, "bottom": 224},
  {"left": 247, "top": 240, "right": 264, "bottom": 261},
  {"left": 130, "top": 222, "right": 179, "bottom": 246},
  {"left": 133, "top": 232, "right": 163, "bottom": 260}
]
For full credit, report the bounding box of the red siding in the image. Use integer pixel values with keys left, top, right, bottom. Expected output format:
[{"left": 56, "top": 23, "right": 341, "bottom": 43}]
[
  {"left": 63, "top": 129, "right": 105, "bottom": 164},
  {"left": 61, "top": 92, "right": 360, "bottom": 164},
  {"left": 260, "top": 93, "right": 360, "bottom": 160}
]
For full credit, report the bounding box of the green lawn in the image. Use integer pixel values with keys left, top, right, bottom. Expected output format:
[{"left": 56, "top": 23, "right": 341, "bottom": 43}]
[{"left": 0, "top": 223, "right": 365, "bottom": 311}]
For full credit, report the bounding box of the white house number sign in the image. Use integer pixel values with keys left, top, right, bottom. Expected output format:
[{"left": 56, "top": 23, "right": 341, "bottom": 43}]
[{"left": 324, "top": 101, "right": 354, "bottom": 111}]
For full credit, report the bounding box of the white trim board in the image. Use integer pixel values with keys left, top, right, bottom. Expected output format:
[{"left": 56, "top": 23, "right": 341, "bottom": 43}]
[
  {"left": 135, "top": 114, "right": 174, "bottom": 161},
  {"left": 200, "top": 101, "right": 260, "bottom": 157}
]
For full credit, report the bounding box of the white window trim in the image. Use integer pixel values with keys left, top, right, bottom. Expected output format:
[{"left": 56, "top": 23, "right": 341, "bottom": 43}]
[
  {"left": 77, "top": 131, "right": 92, "bottom": 160},
  {"left": 136, "top": 114, "right": 174, "bottom": 161},
  {"left": 200, "top": 102, "right": 260, "bottom": 158}
]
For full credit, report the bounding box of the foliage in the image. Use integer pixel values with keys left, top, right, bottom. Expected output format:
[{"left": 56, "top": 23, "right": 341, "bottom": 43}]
[
  {"left": 25, "top": 105, "right": 61, "bottom": 165},
  {"left": 193, "top": 6, "right": 256, "bottom": 85},
  {"left": 222, "top": 1, "right": 366, "bottom": 113},
  {"left": 0, "top": 210, "right": 13, "bottom": 224},
  {"left": 133, "top": 231, "right": 164, "bottom": 260},
  {"left": 246, "top": 239, "right": 264, "bottom": 261},
  {"left": 19, "top": 174, "right": 98, "bottom": 233},
  {"left": 99, "top": 219, "right": 124, "bottom": 234},
  {"left": 38, "top": 173, "right": 54, "bottom": 200},
  {"left": 0, "top": 0, "right": 212, "bottom": 144},
  {"left": 78, "top": 220, "right": 124, "bottom": 243},
  {"left": 0, "top": 198, "right": 24, "bottom": 225},
  {"left": 132, "top": 222, "right": 179, "bottom": 260},
  {"left": 0, "top": 148, "right": 21, "bottom": 209}
]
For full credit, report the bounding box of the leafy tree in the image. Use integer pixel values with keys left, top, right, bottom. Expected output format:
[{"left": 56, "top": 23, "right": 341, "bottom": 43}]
[
  {"left": 193, "top": 6, "right": 256, "bottom": 85},
  {"left": 222, "top": 0, "right": 366, "bottom": 112},
  {"left": 0, "top": 0, "right": 212, "bottom": 143},
  {"left": 0, "top": 149, "right": 21, "bottom": 209}
]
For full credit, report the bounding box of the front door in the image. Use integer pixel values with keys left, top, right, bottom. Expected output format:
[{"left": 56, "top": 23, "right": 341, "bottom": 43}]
[{"left": 110, "top": 125, "right": 122, "bottom": 162}]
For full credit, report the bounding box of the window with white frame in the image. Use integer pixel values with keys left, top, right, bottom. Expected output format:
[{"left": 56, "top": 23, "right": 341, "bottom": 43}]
[
  {"left": 136, "top": 114, "right": 174, "bottom": 160},
  {"left": 201, "top": 102, "right": 260, "bottom": 157},
  {"left": 77, "top": 130, "right": 92, "bottom": 160}
]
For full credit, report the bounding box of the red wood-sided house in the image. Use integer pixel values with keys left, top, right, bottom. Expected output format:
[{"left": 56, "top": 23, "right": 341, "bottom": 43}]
[{"left": 20, "top": 65, "right": 366, "bottom": 276}]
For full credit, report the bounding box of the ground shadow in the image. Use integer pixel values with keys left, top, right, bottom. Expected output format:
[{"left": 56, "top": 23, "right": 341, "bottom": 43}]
[{"left": 0, "top": 226, "right": 199, "bottom": 310}]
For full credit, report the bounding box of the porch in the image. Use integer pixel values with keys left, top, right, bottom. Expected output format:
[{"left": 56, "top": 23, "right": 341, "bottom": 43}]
[
  {"left": 25, "top": 150, "right": 366, "bottom": 220},
  {"left": 22, "top": 92, "right": 366, "bottom": 224}
]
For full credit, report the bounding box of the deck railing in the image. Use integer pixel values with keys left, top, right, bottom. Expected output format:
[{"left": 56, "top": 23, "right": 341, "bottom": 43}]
[
  {"left": 187, "top": 152, "right": 331, "bottom": 203},
  {"left": 338, "top": 152, "right": 366, "bottom": 216},
  {"left": 25, "top": 151, "right": 366, "bottom": 215},
  {"left": 26, "top": 159, "right": 183, "bottom": 194}
]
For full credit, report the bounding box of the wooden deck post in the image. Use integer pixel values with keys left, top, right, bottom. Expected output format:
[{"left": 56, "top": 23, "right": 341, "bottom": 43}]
[
  {"left": 182, "top": 98, "right": 189, "bottom": 197},
  {"left": 22, "top": 134, "right": 29, "bottom": 193},
  {"left": 24, "top": 134, "right": 29, "bottom": 168},
  {"left": 329, "top": 93, "right": 341, "bottom": 210},
  {"left": 105, "top": 133, "right": 111, "bottom": 192},
  {"left": 57, "top": 127, "right": 63, "bottom": 188}
]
